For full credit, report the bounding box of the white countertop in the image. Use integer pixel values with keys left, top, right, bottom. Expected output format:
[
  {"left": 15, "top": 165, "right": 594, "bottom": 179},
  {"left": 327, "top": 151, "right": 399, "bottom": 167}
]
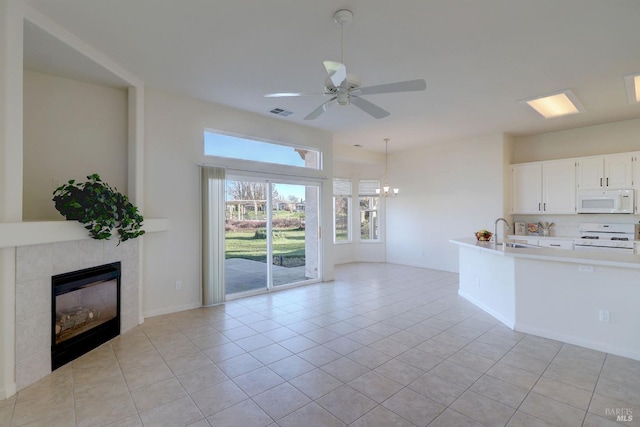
[{"left": 450, "top": 238, "right": 640, "bottom": 269}]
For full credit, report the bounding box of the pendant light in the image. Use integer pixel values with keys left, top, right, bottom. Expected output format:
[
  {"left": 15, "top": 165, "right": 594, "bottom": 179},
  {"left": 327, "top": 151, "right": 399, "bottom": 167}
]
[{"left": 375, "top": 138, "right": 399, "bottom": 197}]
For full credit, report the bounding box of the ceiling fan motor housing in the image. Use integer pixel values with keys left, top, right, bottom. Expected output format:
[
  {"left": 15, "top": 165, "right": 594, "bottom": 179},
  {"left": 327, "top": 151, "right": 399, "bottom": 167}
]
[{"left": 325, "top": 73, "right": 361, "bottom": 106}]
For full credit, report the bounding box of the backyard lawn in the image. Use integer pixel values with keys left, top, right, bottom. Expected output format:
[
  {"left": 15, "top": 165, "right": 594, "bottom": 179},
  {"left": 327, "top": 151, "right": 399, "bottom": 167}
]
[{"left": 225, "top": 229, "right": 305, "bottom": 264}]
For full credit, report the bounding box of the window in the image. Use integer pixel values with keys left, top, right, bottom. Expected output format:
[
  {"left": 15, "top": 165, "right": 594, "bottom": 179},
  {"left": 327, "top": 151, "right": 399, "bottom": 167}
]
[
  {"left": 333, "top": 178, "right": 352, "bottom": 243},
  {"left": 359, "top": 180, "right": 380, "bottom": 241},
  {"left": 204, "top": 130, "right": 321, "bottom": 170}
]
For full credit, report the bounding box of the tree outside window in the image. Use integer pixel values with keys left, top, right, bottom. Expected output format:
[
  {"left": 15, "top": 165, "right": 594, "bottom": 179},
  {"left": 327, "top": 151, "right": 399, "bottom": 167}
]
[
  {"left": 333, "top": 178, "right": 351, "bottom": 243},
  {"left": 359, "top": 180, "right": 380, "bottom": 241}
]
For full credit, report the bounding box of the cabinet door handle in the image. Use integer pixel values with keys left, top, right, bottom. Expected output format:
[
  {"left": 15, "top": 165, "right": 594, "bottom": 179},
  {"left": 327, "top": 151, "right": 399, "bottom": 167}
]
[
  {"left": 543, "top": 203, "right": 546, "bottom": 211},
  {"left": 600, "top": 177, "right": 603, "bottom": 187},
  {"left": 550, "top": 244, "right": 561, "bottom": 247},
  {"left": 538, "top": 202, "right": 541, "bottom": 211},
  {"left": 606, "top": 177, "right": 609, "bottom": 186}
]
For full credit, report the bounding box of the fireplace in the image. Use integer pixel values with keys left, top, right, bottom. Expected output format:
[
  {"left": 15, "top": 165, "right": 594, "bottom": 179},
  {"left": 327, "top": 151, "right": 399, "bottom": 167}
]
[{"left": 51, "top": 262, "right": 121, "bottom": 370}]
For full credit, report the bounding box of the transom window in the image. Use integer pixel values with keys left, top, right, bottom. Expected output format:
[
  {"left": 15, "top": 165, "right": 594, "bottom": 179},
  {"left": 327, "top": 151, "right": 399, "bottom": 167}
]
[{"left": 204, "top": 130, "right": 321, "bottom": 170}]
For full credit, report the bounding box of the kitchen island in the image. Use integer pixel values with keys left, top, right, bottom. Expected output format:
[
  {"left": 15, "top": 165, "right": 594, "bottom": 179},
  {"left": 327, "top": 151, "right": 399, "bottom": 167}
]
[{"left": 450, "top": 238, "right": 640, "bottom": 361}]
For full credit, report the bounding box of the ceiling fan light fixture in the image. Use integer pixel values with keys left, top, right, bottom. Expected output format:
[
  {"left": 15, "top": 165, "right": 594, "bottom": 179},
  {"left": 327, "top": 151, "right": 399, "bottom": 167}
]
[
  {"left": 521, "top": 90, "right": 584, "bottom": 118},
  {"left": 376, "top": 138, "right": 398, "bottom": 198}
]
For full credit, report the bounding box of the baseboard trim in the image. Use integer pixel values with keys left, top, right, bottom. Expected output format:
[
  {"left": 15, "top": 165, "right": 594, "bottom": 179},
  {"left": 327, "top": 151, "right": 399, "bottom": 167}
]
[{"left": 143, "top": 301, "right": 201, "bottom": 319}]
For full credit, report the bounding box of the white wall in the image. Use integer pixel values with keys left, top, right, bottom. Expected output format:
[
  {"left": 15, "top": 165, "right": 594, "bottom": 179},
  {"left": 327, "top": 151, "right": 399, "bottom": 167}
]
[
  {"left": 512, "top": 118, "right": 640, "bottom": 164},
  {"left": 23, "top": 70, "right": 128, "bottom": 220},
  {"left": 143, "top": 88, "right": 333, "bottom": 316},
  {"left": 333, "top": 157, "right": 386, "bottom": 264},
  {"left": 386, "top": 134, "right": 509, "bottom": 272}
]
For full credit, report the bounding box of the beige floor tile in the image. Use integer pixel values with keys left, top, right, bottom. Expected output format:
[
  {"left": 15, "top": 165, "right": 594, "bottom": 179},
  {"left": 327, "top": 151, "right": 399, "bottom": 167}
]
[
  {"left": 252, "top": 382, "right": 311, "bottom": 420},
  {"left": 156, "top": 340, "right": 201, "bottom": 361},
  {"left": 348, "top": 371, "right": 403, "bottom": 403},
  {"left": 277, "top": 402, "right": 345, "bottom": 427},
  {"left": 470, "top": 375, "right": 530, "bottom": 409},
  {"left": 130, "top": 376, "right": 187, "bottom": 412},
  {"left": 267, "top": 354, "right": 315, "bottom": 380},
  {"left": 177, "top": 364, "right": 229, "bottom": 394},
  {"left": 499, "top": 350, "right": 550, "bottom": 376},
  {"left": 447, "top": 349, "right": 497, "bottom": 373},
  {"left": 374, "top": 358, "right": 425, "bottom": 386},
  {"left": 165, "top": 351, "right": 213, "bottom": 376},
  {"left": 15, "top": 408, "right": 76, "bottom": 427},
  {"left": 450, "top": 390, "right": 516, "bottom": 426},
  {"left": 408, "top": 372, "right": 467, "bottom": 406},
  {"left": 350, "top": 405, "right": 416, "bottom": 427},
  {"left": 486, "top": 361, "right": 540, "bottom": 390},
  {"left": 75, "top": 390, "right": 137, "bottom": 427},
  {"left": 119, "top": 354, "right": 171, "bottom": 388},
  {"left": 249, "top": 343, "right": 292, "bottom": 365},
  {"left": 532, "top": 376, "right": 593, "bottom": 410},
  {"left": 8, "top": 263, "right": 640, "bottom": 427},
  {"left": 347, "top": 346, "right": 393, "bottom": 369},
  {"left": 542, "top": 362, "right": 600, "bottom": 392},
  {"left": 216, "top": 353, "right": 263, "bottom": 378},
  {"left": 429, "top": 360, "right": 483, "bottom": 388},
  {"left": 206, "top": 399, "right": 272, "bottom": 427},
  {"left": 232, "top": 366, "right": 284, "bottom": 397},
  {"left": 323, "top": 336, "right": 364, "bottom": 355},
  {"left": 190, "top": 380, "right": 248, "bottom": 417},
  {"left": 317, "top": 385, "right": 378, "bottom": 424},
  {"left": 290, "top": 368, "right": 343, "bottom": 400},
  {"left": 519, "top": 392, "right": 586, "bottom": 427},
  {"left": 506, "top": 411, "right": 554, "bottom": 427},
  {"left": 429, "top": 408, "right": 485, "bottom": 427},
  {"left": 139, "top": 395, "right": 204, "bottom": 427},
  {"left": 382, "top": 387, "right": 446, "bottom": 426}
]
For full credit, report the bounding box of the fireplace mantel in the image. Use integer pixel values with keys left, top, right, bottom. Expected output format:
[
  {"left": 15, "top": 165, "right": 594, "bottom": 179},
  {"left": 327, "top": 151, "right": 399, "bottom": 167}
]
[{"left": 0, "top": 218, "right": 169, "bottom": 248}]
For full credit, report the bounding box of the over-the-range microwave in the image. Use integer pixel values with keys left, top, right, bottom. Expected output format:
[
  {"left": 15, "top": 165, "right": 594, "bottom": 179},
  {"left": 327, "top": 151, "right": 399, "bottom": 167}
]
[{"left": 576, "top": 189, "right": 634, "bottom": 214}]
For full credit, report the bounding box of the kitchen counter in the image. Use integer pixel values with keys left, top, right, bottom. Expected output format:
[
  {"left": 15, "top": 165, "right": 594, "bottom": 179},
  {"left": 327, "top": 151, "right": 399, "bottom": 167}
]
[
  {"left": 451, "top": 238, "right": 640, "bottom": 361},
  {"left": 450, "top": 238, "right": 640, "bottom": 269}
]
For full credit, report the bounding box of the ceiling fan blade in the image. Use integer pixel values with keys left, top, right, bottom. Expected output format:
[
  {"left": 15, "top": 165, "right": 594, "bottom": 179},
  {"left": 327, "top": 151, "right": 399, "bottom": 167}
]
[
  {"left": 355, "top": 79, "right": 426, "bottom": 96},
  {"left": 264, "top": 92, "right": 325, "bottom": 97},
  {"left": 304, "top": 96, "right": 337, "bottom": 120},
  {"left": 323, "top": 60, "right": 347, "bottom": 88},
  {"left": 350, "top": 96, "right": 390, "bottom": 119}
]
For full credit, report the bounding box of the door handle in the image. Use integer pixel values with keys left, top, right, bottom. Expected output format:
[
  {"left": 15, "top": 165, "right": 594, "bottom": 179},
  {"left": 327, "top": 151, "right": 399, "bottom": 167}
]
[
  {"left": 606, "top": 177, "right": 609, "bottom": 186},
  {"left": 538, "top": 203, "right": 541, "bottom": 211},
  {"left": 600, "top": 178, "right": 603, "bottom": 187}
]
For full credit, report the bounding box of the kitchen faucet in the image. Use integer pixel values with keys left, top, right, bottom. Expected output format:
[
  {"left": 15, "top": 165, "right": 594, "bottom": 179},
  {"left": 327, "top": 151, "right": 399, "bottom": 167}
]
[{"left": 494, "top": 218, "right": 510, "bottom": 245}]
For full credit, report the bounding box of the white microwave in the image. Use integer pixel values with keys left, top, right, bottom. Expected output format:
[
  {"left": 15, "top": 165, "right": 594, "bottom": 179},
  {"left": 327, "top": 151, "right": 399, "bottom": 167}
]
[{"left": 576, "top": 189, "right": 635, "bottom": 214}]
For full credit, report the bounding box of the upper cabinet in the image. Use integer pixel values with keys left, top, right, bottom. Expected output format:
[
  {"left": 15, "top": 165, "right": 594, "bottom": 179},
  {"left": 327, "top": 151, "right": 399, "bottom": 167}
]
[
  {"left": 577, "top": 153, "right": 633, "bottom": 190},
  {"left": 511, "top": 159, "right": 576, "bottom": 214}
]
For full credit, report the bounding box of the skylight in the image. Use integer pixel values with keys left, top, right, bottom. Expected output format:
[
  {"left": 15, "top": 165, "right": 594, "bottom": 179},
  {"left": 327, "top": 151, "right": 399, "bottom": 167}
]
[{"left": 522, "top": 90, "right": 584, "bottom": 119}]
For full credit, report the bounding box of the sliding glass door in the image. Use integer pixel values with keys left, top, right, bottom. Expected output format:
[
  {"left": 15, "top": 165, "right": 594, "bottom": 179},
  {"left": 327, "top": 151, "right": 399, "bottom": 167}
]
[{"left": 225, "top": 177, "right": 320, "bottom": 297}]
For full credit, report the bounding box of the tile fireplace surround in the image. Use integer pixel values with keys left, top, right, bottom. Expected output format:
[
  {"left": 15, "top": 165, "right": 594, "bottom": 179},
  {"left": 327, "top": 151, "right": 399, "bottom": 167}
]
[{"left": 14, "top": 238, "right": 139, "bottom": 390}]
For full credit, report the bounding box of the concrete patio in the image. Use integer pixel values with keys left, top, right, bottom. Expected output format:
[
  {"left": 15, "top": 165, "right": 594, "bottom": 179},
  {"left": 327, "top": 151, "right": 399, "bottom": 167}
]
[{"left": 225, "top": 258, "right": 310, "bottom": 294}]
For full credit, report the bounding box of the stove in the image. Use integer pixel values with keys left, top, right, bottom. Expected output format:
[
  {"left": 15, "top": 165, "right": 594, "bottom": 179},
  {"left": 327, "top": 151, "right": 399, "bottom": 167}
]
[{"left": 575, "top": 223, "right": 639, "bottom": 253}]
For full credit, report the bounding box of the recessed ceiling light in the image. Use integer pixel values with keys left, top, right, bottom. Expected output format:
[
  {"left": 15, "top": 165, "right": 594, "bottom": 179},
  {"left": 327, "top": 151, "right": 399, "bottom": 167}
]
[
  {"left": 624, "top": 73, "right": 640, "bottom": 104},
  {"left": 521, "top": 90, "right": 584, "bottom": 119}
]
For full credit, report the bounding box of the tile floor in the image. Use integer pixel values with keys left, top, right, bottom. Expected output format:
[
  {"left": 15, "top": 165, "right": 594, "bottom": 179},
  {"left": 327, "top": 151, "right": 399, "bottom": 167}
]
[{"left": 1, "top": 263, "right": 638, "bottom": 427}]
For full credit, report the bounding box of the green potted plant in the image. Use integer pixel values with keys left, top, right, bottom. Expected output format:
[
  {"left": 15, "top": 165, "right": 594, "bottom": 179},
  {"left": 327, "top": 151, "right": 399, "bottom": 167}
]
[{"left": 53, "top": 174, "right": 145, "bottom": 243}]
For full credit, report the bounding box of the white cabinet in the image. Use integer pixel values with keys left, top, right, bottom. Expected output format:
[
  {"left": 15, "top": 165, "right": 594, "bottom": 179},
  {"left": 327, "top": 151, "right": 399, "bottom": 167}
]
[
  {"left": 538, "top": 239, "right": 574, "bottom": 250},
  {"left": 633, "top": 153, "right": 640, "bottom": 212},
  {"left": 511, "top": 163, "right": 542, "bottom": 214},
  {"left": 577, "top": 153, "right": 633, "bottom": 190},
  {"left": 542, "top": 160, "right": 576, "bottom": 214},
  {"left": 511, "top": 159, "right": 576, "bottom": 214}
]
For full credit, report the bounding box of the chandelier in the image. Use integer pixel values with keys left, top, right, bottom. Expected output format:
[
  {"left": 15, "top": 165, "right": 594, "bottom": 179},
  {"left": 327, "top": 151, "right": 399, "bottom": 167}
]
[{"left": 375, "top": 138, "right": 399, "bottom": 197}]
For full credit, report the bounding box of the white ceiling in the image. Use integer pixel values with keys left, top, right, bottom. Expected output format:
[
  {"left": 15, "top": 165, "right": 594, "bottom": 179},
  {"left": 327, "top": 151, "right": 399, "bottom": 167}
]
[{"left": 24, "top": 0, "right": 640, "bottom": 152}]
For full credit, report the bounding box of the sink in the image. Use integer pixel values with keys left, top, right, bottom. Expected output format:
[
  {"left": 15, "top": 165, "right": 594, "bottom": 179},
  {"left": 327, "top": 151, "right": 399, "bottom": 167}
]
[{"left": 501, "top": 241, "right": 541, "bottom": 249}]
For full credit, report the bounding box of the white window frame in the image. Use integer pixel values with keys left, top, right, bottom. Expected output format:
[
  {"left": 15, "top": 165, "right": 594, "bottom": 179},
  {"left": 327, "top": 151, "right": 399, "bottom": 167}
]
[
  {"left": 358, "top": 179, "right": 381, "bottom": 242},
  {"left": 333, "top": 178, "right": 352, "bottom": 244}
]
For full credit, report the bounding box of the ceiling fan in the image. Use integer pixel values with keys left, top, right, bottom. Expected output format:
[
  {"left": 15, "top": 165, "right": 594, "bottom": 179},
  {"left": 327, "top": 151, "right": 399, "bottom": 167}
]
[{"left": 264, "top": 9, "right": 426, "bottom": 120}]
